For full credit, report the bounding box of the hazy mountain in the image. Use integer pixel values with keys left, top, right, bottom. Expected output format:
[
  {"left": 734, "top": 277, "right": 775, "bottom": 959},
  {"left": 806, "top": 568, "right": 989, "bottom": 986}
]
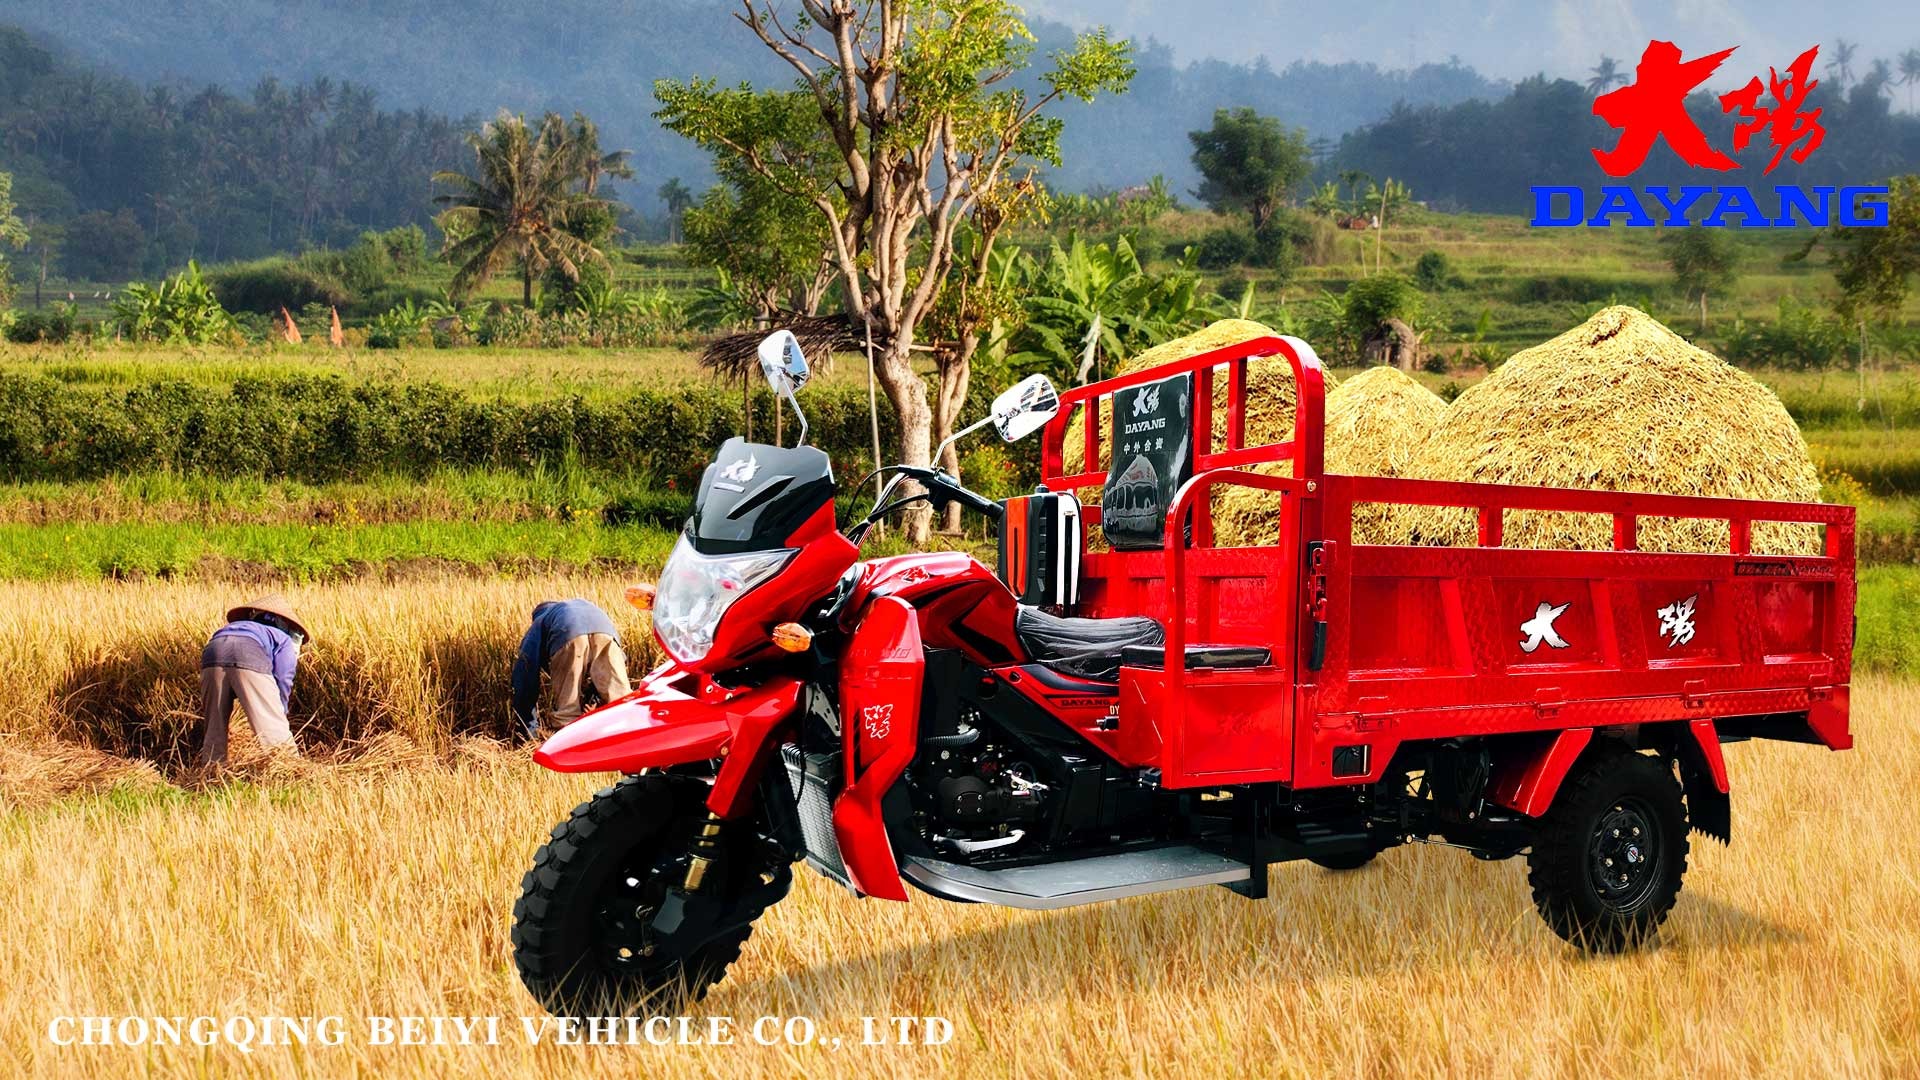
[{"left": 0, "top": 1, "right": 1505, "bottom": 207}]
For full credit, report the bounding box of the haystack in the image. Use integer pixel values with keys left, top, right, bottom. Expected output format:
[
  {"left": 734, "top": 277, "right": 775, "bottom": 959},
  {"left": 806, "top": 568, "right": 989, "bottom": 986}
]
[
  {"left": 1396, "top": 306, "right": 1821, "bottom": 554},
  {"left": 1213, "top": 365, "right": 1447, "bottom": 545}
]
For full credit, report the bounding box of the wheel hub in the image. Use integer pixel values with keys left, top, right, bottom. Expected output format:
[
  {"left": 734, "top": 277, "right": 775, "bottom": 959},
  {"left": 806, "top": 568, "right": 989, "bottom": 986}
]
[
  {"left": 1588, "top": 799, "right": 1661, "bottom": 912},
  {"left": 596, "top": 860, "right": 687, "bottom": 973}
]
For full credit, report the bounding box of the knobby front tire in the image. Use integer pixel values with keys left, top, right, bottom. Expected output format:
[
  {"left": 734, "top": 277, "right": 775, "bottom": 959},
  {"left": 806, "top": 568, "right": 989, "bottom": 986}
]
[{"left": 511, "top": 773, "right": 775, "bottom": 1016}]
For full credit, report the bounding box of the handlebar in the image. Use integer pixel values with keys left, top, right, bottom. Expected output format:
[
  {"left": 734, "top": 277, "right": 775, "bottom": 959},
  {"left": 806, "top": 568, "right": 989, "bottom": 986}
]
[{"left": 846, "top": 464, "right": 1002, "bottom": 544}]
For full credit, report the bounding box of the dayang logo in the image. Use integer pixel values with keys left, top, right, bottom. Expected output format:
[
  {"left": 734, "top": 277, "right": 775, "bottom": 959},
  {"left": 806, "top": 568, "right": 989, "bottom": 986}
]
[{"left": 1532, "top": 41, "right": 1889, "bottom": 228}]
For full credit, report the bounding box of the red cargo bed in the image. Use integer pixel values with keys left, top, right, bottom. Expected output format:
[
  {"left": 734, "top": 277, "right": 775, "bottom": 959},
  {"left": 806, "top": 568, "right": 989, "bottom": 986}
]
[{"left": 1039, "top": 335, "right": 1855, "bottom": 791}]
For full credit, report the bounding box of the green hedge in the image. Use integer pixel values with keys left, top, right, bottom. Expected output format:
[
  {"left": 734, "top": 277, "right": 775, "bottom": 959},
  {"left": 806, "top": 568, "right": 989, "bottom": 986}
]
[{"left": 0, "top": 373, "right": 911, "bottom": 490}]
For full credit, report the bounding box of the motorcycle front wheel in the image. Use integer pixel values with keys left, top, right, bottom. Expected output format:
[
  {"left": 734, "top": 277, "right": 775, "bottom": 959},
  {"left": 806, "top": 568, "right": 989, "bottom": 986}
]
[{"left": 511, "top": 773, "right": 789, "bottom": 1016}]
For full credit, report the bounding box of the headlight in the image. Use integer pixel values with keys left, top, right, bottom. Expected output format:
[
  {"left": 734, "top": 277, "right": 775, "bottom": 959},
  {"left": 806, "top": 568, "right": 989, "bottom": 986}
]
[{"left": 652, "top": 536, "right": 795, "bottom": 664}]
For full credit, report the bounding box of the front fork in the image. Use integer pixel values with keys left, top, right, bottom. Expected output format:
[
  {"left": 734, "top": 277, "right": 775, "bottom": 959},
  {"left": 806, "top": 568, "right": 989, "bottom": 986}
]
[{"left": 682, "top": 810, "right": 727, "bottom": 893}]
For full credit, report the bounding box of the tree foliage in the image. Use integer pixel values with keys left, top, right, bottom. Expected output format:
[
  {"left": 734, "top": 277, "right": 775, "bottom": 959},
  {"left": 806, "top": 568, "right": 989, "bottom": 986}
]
[
  {"left": 0, "top": 26, "right": 469, "bottom": 268},
  {"left": 1187, "top": 107, "right": 1313, "bottom": 230},
  {"left": 1830, "top": 174, "right": 1920, "bottom": 321},
  {"left": 1665, "top": 227, "right": 1738, "bottom": 326},
  {"left": 654, "top": 0, "right": 1133, "bottom": 538},
  {"left": 432, "top": 111, "right": 630, "bottom": 304},
  {"left": 1003, "top": 235, "right": 1208, "bottom": 386},
  {"left": 0, "top": 171, "right": 26, "bottom": 308},
  {"left": 109, "top": 262, "right": 238, "bottom": 344},
  {"left": 682, "top": 179, "right": 833, "bottom": 322}
]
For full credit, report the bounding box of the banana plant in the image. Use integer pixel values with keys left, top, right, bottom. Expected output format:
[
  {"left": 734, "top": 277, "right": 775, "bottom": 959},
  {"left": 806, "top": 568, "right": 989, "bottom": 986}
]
[
  {"left": 110, "top": 262, "right": 237, "bottom": 344},
  {"left": 1004, "top": 234, "right": 1208, "bottom": 385}
]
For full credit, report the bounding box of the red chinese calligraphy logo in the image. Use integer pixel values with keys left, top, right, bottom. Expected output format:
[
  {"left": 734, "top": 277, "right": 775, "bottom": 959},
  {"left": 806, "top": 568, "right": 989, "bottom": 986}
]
[
  {"left": 1720, "top": 47, "right": 1825, "bottom": 175},
  {"left": 1591, "top": 41, "right": 1828, "bottom": 177}
]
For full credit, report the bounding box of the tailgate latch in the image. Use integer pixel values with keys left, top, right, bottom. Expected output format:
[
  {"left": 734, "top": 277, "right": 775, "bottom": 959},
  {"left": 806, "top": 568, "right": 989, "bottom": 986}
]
[{"left": 1306, "top": 541, "right": 1335, "bottom": 671}]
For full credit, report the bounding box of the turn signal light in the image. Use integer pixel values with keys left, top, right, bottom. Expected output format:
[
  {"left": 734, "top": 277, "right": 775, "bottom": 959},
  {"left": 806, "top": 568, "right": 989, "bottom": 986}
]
[
  {"left": 771, "top": 622, "right": 813, "bottom": 653},
  {"left": 624, "top": 583, "right": 657, "bottom": 611}
]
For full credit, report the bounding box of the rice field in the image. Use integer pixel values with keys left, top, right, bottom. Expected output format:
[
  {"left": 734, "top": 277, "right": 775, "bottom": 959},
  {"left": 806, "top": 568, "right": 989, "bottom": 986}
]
[{"left": 2, "top": 671, "right": 1912, "bottom": 1079}]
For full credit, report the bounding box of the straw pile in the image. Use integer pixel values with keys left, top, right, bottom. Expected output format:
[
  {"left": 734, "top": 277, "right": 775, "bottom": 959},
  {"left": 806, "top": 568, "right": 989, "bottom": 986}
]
[
  {"left": 1214, "top": 365, "right": 1447, "bottom": 545},
  {"left": 1394, "top": 306, "right": 1821, "bottom": 553}
]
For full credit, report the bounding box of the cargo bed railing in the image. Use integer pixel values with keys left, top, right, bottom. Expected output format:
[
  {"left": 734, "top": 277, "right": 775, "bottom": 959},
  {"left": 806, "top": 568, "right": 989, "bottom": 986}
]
[
  {"left": 1330, "top": 474, "right": 1856, "bottom": 558},
  {"left": 1040, "top": 334, "right": 1329, "bottom": 547}
]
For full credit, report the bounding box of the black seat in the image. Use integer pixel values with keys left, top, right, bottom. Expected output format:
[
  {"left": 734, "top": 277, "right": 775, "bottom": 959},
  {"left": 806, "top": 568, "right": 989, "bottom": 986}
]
[
  {"left": 1015, "top": 606, "right": 1163, "bottom": 682},
  {"left": 1120, "top": 644, "right": 1272, "bottom": 670}
]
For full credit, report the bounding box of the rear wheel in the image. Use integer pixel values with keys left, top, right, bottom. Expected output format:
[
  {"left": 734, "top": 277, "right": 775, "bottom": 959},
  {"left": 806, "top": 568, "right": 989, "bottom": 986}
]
[
  {"left": 512, "top": 774, "right": 789, "bottom": 1015},
  {"left": 1526, "top": 747, "right": 1688, "bottom": 953}
]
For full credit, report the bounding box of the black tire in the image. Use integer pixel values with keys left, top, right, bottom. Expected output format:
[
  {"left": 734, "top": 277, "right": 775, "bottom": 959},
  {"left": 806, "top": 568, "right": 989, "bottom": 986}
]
[
  {"left": 1526, "top": 746, "right": 1688, "bottom": 953},
  {"left": 1310, "top": 849, "right": 1377, "bottom": 871},
  {"left": 512, "top": 774, "right": 787, "bottom": 1016}
]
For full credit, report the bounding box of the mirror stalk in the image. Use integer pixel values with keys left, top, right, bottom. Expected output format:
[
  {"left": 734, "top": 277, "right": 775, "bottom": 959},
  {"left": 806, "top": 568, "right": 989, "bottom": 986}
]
[{"left": 932, "top": 415, "right": 995, "bottom": 471}]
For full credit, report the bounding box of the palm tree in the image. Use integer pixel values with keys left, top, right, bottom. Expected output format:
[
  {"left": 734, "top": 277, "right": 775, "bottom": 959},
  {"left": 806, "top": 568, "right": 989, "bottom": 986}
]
[
  {"left": 1828, "top": 39, "right": 1859, "bottom": 90},
  {"left": 566, "top": 113, "right": 634, "bottom": 196},
  {"left": 658, "top": 177, "right": 694, "bottom": 243},
  {"left": 432, "top": 111, "right": 620, "bottom": 306},
  {"left": 1867, "top": 58, "right": 1896, "bottom": 101},
  {"left": 1902, "top": 48, "right": 1920, "bottom": 113},
  {"left": 1586, "top": 56, "right": 1625, "bottom": 96}
]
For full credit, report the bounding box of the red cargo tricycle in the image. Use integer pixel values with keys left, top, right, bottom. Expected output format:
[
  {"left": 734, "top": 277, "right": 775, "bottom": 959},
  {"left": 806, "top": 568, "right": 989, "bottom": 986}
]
[{"left": 512, "top": 331, "right": 1855, "bottom": 1015}]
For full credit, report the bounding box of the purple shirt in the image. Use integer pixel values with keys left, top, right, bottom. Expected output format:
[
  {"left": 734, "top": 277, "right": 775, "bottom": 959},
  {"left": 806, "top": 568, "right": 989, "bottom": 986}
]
[{"left": 201, "top": 620, "right": 300, "bottom": 708}]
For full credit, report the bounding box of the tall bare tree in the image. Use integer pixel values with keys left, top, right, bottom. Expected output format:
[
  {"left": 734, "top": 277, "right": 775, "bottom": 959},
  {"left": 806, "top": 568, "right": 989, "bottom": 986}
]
[{"left": 656, "top": 1, "right": 1133, "bottom": 540}]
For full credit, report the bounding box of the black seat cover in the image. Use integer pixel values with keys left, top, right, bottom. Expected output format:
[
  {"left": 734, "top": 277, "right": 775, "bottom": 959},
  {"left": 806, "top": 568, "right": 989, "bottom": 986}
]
[
  {"left": 1120, "top": 644, "right": 1272, "bottom": 670},
  {"left": 1015, "top": 606, "right": 1164, "bottom": 682}
]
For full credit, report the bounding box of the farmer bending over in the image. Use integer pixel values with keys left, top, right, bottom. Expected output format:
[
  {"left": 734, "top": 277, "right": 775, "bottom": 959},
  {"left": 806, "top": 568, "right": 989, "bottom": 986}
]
[
  {"left": 511, "top": 599, "right": 633, "bottom": 738},
  {"left": 198, "top": 594, "right": 309, "bottom": 764}
]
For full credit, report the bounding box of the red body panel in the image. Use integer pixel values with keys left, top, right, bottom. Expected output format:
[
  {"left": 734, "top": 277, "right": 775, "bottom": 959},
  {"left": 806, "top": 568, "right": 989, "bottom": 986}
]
[
  {"left": 535, "top": 662, "right": 800, "bottom": 816},
  {"left": 833, "top": 596, "right": 923, "bottom": 901},
  {"left": 850, "top": 552, "right": 1026, "bottom": 667}
]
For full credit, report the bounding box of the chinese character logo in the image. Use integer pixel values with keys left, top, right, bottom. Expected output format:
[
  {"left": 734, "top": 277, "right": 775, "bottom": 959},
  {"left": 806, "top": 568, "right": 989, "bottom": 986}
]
[
  {"left": 1720, "top": 47, "right": 1824, "bottom": 174},
  {"left": 1519, "top": 601, "right": 1572, "bottom": 654},
  {"left": 1592, "top": 40, "right": 1828, "bottom": 177},
  {"left": 860, "top": 703, "right": 893, "bottom": 740},
  {"left": 1133, "top": 384, "right": 1160, "bottom": 417},
  {"left": 721, "top": 453, "right": 759, "bottom": 484},
  {"left": 1593, "top": 41, "right": 1741, "bottom": 176},
  {"left": 1657, "top": 594, "right": 1699, "bottom": 648}
]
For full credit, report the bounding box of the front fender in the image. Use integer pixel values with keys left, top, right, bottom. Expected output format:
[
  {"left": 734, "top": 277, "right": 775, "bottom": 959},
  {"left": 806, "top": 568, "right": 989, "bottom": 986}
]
[{"left": 534, "top": 664, "right": 802, "bottom": 818}]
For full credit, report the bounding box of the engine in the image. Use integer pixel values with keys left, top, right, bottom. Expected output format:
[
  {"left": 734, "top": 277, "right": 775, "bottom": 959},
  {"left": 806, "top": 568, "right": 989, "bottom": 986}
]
[{"left": 911, "top": 721, "right": 1051, "bottom": 857}]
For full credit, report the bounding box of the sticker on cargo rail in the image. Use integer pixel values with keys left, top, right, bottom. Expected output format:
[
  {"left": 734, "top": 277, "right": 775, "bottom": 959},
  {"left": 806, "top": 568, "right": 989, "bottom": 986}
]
[
  {"left": 1734, "top": 560, "right": 1797, "bottom": 577},
  {"left": 1519, "top": 601, "right": 1572, "bottom": 654},
  {"left": 1657, "top": 593, "right": 1700, "bottom": 648}
]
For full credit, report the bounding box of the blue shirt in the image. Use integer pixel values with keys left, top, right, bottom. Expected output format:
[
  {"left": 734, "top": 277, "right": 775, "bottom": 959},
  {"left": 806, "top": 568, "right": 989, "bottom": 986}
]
[
  {"left": 511, "top": 600, "right": 622, "bottom": 731},
  {"left": 201, "top": 620, "right": 300, "bottom": 708}
]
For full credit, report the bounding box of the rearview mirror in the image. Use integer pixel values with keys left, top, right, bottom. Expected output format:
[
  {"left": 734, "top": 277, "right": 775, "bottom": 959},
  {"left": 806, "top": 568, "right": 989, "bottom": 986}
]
[
  {"left": 756, "top": 330, "right": 811, "bottom": 396},
  {"left": 989, "top": 374, "right": 1061, "bottom": 443},
  {"left": 755, "top": 329, "right": 811, "bottom": 445}
]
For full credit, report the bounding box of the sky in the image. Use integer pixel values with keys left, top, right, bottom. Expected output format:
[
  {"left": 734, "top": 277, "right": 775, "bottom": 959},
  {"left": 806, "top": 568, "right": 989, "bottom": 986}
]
[{"left": 1022, "top": 0, "right": 1920, "bottom": 89}]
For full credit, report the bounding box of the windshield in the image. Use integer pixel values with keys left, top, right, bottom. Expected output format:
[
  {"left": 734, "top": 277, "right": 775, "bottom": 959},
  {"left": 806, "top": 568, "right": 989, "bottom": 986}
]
[{"left": 688, "top": 437, "right": 837, "bottom": 554}]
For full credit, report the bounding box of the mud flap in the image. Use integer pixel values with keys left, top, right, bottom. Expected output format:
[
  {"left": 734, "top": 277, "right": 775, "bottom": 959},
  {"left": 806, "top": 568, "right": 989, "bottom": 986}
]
[{"left": 1675, "top": 718, "right": 1732, "bottom": 845}]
